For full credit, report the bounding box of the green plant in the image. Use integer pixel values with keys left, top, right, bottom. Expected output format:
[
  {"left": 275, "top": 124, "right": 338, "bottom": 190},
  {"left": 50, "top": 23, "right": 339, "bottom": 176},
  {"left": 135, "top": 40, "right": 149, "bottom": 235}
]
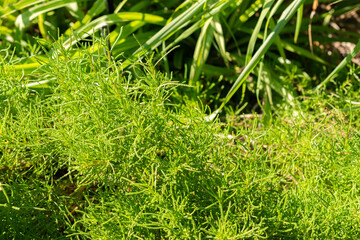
[
  {"left": 2, "top": 35, "right": 360, "bottom": 239},
  {"left": 2, "top": 0, "right": 359, "bottom": 117},
  {"left": 1, "top": 1, "right": 360, "bottom": 239}
]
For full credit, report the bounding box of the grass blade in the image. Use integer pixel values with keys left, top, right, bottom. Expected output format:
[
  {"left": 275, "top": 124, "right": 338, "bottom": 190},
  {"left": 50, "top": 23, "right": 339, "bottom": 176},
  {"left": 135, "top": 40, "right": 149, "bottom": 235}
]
[
  {"left": 294, "top": 3, "right": 303, "bottom": 44},
  {"left": 65, "top": 2, "right": 84, "bottom": 20},
  {"left": 281, "top": 40, "right": 328, "bottom": 65},
  {"left": 114, "top": 0, "right": 127, "bottom": 13},
  {"left": 120, "top": 0, "right": 208, "bottom": 68},
  {"left": 15, "top": 0, "right": 87, "bottom": 32},
  {"left": 214, "top": 0, "right": 305, "bottom": 117},
  {"left": 64, "top": 0, "right": 106, "bottom": 36},
  {"left": 236, "top": 0, "right": 262, "bottom": 28},
  {"left": 245, "top": 0, "right": 273, "bottom": 65},
  {"left": 161, "top": 1, "right": 230, "bottom": 56},
  {"left": 211, "top": 15, "right": 229, "bottom": 64},
  {"left": 0, "top": 0, "right": 46, "bottom": 18},
  {"left": 257, "top": 0, "right": 285, "bottom": 108},
  {"left": 62, "top": 12, "right": 166, "bottom": 49},
  {"left": 313, "top": 39, "right": 360, "bottom": 91},
  {"left": 189, "top": 18, "right": 214, "bottom": 89}
]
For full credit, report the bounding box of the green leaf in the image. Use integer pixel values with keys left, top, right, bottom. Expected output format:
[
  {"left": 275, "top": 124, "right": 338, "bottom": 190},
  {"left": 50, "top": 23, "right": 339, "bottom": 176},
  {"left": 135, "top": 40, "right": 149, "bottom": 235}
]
[
  {"left": 0, "top": 0, "right": 46, "bottom": 19},
  {"left": 313, "top": 40, "right": 360, "bottom": 91},
  {"left": 280, "top": 40, "right": 328, "bottom": 65},
  {"left": 161, "top": 0, "right": 230, "bottom": 56},
  {"left": 245, "top": 0, "right": 273, "bottom": 65},
  {"left": 213, "top": 0, "right": 305, "bottom": 118},
  {"left": 211, "top": 15, "right": 229, "bottom": 64},
  {"left": 189, "top": 18, "right": 214, "bottom": 89},
  {"left": 64, "top": 0, "right": 106, "bottom": 36},
  {"left": 123, "top": 0, "right": 208, "bottom": 68},
  {"left": 236, "top": 0, "right": 262, "bottom": 27},
  {"left": 62, "top": 12, "right": 166, "bottom": 49},
  {"left": 294, "top": 3, "right": 303, "bottom": 44},
  {"left": 15, "top": 0, "right": 87, "bottom": 32}
]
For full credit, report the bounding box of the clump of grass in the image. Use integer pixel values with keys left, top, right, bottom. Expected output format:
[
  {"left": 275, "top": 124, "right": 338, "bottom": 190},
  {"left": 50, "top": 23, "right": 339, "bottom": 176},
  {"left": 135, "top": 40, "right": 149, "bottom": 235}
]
[
  {"left": 1, "top": 40, "right": 360, "bottom": 239},
  {"left": 1, "top": 39, "right": 230, "bottom": 238}
]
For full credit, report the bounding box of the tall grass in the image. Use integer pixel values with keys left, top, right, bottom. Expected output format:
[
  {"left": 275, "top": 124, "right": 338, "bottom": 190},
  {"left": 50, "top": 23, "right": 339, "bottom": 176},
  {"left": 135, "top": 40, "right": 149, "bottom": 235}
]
[{"left": 1, "top": 0, "right": 359, "bottom": 115}]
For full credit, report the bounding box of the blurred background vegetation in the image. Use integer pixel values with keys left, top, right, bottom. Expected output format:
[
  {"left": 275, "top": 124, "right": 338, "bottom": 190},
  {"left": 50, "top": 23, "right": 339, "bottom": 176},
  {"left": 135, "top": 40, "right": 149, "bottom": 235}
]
[{"left": 1, "top": 0, "right": 359, "bottom": 119}]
